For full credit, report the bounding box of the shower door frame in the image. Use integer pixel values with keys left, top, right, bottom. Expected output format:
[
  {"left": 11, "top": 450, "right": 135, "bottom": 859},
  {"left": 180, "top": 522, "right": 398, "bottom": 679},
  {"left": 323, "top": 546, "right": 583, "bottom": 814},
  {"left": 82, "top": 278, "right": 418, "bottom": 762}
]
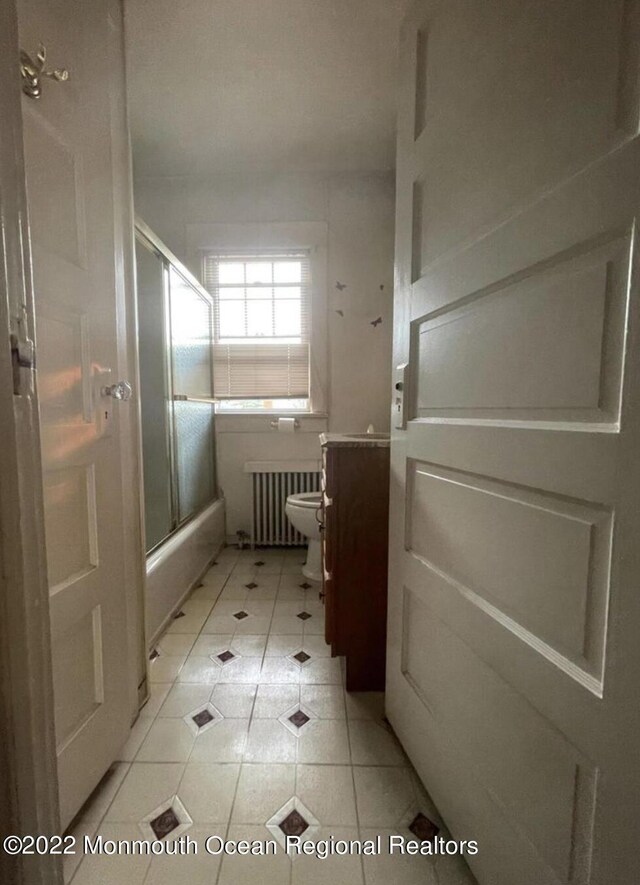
[{"left": 135, "top": 218, "right": 219, "bottom": 555}]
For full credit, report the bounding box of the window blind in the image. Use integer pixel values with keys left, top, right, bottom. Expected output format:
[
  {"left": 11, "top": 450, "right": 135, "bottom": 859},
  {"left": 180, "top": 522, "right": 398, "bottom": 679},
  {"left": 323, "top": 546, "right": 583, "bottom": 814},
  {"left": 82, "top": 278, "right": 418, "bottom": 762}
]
[{"left": 202, "top": 250, "right": 311, "bottom": 400}]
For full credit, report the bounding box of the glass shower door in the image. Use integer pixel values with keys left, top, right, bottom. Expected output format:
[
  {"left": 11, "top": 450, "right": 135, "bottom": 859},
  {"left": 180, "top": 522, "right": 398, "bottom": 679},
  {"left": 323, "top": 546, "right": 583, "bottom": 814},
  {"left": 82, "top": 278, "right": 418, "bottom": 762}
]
[
  {"left": 136, "top": 237, "right": 174, "bottom": 551},
  {"left": 168, "top": 266, "right": 217, "bottom": 523},
  {"left": 135, "top": 221, "right": 218, "bottom": 554}
]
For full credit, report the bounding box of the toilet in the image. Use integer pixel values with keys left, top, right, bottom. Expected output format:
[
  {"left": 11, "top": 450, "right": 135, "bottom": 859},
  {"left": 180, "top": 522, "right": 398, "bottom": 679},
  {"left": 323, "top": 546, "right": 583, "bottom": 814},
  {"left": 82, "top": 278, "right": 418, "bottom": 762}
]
[{"left": 285, "top": 491, "right": 322, "bottom": 581}]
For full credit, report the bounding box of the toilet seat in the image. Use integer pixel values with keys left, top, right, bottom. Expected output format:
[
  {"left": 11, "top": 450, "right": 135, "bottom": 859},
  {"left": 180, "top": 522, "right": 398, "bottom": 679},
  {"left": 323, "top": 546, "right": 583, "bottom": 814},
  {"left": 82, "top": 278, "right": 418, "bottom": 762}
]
[{"left": 286, "top": 492, "right": 321, "bottom": 509}]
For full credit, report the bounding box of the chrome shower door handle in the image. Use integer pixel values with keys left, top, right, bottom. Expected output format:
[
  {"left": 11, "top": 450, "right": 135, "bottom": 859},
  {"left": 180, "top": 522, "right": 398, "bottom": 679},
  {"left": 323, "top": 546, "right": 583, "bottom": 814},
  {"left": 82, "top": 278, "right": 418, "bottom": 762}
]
[{"left": 102, "top": 380, "right": 132, "bottom": 401}]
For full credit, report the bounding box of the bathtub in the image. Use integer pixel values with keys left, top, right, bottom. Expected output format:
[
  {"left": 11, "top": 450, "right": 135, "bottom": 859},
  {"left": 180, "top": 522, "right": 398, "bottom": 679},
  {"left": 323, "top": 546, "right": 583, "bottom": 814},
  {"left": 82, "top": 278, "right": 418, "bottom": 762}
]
[{"left": 145, "top": 497, "right": 226, "bottom": 643}]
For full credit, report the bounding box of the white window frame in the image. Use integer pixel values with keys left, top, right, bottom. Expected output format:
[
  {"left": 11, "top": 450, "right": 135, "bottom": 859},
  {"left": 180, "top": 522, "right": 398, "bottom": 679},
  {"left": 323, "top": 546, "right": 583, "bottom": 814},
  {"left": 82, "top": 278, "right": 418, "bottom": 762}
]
[{"left": 187, "top": 222, "right": 328, "bottom": 414}]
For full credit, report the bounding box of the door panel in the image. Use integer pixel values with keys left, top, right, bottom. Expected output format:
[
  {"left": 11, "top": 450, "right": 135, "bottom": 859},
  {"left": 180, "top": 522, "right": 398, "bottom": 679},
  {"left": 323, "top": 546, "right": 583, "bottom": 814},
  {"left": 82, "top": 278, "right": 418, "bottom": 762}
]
[
  {"left": 18, "top": 0, "right": 136, "bottom": 827},
  {"left": 388, "top": 2, "right": 640, "bottom": 883}
]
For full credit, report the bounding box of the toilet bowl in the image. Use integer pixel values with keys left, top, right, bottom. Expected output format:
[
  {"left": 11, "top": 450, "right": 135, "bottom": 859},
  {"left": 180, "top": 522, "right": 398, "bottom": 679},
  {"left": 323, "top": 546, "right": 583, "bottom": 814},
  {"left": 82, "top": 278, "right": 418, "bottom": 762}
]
[{"left": 285, "top": 491, "right": 322, "bottom": 582}]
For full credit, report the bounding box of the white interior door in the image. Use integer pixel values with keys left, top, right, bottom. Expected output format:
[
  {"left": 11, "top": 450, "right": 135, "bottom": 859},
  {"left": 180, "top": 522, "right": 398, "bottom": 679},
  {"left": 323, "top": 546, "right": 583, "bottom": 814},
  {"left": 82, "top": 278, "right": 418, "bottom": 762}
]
[
  {"left": 387, "top": 2, "right": 640, "bottom": 883},
  {"left": 17, "top": 0, "right": 137, "bottom": 828}
]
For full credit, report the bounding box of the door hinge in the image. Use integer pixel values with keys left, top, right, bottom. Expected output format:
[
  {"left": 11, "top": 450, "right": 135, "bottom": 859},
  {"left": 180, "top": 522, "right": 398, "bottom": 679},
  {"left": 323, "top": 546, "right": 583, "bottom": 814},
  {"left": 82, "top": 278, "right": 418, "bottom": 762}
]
[{"left": 10, "top": 325, "right": 35, "bottom": 397}]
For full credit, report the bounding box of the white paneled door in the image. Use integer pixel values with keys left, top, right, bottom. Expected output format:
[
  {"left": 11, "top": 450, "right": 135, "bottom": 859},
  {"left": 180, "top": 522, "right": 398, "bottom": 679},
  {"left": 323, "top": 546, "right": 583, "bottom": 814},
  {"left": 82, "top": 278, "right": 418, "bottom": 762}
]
[
  {"left": 388, "top": 2, "right": 640, "bottom": 884},
  {"left": 17, "top": 0, "right": 136, "bottom": 828}
]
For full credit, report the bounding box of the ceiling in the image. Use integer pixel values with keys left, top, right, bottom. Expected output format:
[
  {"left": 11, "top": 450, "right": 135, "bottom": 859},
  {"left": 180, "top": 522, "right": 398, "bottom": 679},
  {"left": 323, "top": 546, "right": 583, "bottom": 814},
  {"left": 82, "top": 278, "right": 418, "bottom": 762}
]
[{"left": 124, "top": 0, "right": 410, "bottom": 177}]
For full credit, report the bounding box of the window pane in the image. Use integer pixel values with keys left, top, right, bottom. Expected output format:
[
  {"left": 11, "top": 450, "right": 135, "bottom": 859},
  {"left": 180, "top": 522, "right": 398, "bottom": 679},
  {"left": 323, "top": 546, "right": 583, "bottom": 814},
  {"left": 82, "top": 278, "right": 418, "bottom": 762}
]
[
  {"left": 274, "top": 299, "right": 301, "bottom": 336},
  {"left": 247, "top": 300, "right": 273, "bottom": 337},
  {"left": 217, "top": 398, "right": 309, "bottom": 411},
  {"left": 218, "top": 262, "right": 244, "bottom": 284},
  {"left": 219, "top": 286, "right": 245, "bottom": 300},
  {"left": 246, "top": 262, "right": 272, "bottom": 285},
  {"left": 274, "top": 261, "right": 302, "bottom": 283},
  {"left": 219, "top": 301, "right": 245, "bottom": 337},
  {"left": 273, "top": 286, "right": 301, "bottom": 300},
  {"left": 247, "top": 286, "right": 273, "bottom": 300}
]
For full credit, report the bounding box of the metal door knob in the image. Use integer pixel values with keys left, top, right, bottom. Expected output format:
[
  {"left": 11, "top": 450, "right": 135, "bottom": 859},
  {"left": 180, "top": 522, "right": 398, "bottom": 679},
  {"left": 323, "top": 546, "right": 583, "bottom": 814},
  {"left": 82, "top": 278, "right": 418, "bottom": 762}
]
[{"left": 102, "top": 380, "right": 132, "bottom": 401}]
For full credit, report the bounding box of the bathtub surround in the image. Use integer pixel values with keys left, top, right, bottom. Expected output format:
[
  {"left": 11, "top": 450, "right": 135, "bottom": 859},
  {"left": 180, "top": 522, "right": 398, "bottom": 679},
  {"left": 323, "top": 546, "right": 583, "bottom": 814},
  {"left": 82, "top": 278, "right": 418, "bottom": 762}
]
[
  {"left": 134, "top": 171, "right": 394, "bottom": 540},
  {"left": 145, "top": 499, "right": 226, "bottom": 642}
]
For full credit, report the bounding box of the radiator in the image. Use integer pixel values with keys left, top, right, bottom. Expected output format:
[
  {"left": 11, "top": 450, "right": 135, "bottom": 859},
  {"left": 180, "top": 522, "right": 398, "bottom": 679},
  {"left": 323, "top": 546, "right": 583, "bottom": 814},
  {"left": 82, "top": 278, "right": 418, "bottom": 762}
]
[{"left": 245, "top": 461, "right": 321, "bottom": 546}]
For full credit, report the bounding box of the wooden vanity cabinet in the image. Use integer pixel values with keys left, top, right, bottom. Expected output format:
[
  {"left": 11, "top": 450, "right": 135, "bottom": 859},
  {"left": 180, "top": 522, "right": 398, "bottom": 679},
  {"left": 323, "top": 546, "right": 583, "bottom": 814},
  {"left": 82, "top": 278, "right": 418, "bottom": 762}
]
[{"left": 320, "top": 440, "right": 390, "bottom": 691}]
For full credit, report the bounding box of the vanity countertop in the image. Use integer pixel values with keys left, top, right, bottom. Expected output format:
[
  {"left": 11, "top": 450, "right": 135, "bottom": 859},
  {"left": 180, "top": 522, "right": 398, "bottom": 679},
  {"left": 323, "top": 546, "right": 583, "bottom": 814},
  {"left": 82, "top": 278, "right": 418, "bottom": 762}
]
[{"left": 320, "top": 432, "right": 391, "bottom": 448}]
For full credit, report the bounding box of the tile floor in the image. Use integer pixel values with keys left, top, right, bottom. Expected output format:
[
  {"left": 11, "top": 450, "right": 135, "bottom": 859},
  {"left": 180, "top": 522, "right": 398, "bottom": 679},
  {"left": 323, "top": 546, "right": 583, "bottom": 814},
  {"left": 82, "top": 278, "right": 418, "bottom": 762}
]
[{"left": 66, "top": 546, "right": 477, "bottom": 885}]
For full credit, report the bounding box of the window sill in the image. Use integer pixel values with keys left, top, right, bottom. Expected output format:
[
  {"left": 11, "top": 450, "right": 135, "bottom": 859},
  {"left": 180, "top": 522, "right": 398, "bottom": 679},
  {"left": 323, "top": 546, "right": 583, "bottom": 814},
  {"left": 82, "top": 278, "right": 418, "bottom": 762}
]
[{"left": 215, "top": 411, "right": 328, "bottom": 418}]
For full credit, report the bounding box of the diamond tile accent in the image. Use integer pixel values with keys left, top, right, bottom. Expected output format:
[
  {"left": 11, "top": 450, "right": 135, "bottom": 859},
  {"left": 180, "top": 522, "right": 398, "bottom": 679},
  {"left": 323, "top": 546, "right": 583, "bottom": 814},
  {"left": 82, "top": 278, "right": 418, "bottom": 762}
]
[
  {"left": 149, "top": 807, "right": 180, "bottom": 840},
  {"left": 299, "top": 582, "right": 312, "bottom": 590},
  {"left": 173, "top": 611, "right": 185, "bottom": 620},
  {"left": 233, "top": 611, "right": 249, "bottom": 620},
  {"left": 217, "top": 650, "right": 235, "bottom": 664},
  {"left": 296, "top": 611, "right": 312, "bottom": 621},
  {"left": 409, "top": 812, "right": 439, "bottom": 841},
  {"left": 279, "top": 809, "right": 309, "bottom": 837},
  {"left": 278, "top": 702, "right": 316, "bottom": 737},
  {"left": 245, "top": 582, "right": 258, "bottom": 590},
  {"left": 266, "top": 796, "right": 319, "bottom": 848},
  {"left": 192, "top": 708, "right": 215, "bottom": 729},
  {"left": 288, "top": 709, "right": 310, "bottom": 729},
  {"left": 293, "top": 651, "right": 311, "bottom": 664},
  {"left": 254, "top": 561, "right": 265, "bottom": 567},
  {"left": 183, "top": 702, "right": 223, "bottom": 736},
  {"left": 140, "top": 795, "right": 192, "bottom": 843}
]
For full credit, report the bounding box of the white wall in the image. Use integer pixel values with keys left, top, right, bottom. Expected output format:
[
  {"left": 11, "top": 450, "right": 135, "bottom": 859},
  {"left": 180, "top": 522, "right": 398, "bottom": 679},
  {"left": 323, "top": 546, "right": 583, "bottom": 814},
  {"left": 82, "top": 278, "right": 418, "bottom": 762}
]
[{"left": 134, "top": 170, "right": 394, "bottom": 538}]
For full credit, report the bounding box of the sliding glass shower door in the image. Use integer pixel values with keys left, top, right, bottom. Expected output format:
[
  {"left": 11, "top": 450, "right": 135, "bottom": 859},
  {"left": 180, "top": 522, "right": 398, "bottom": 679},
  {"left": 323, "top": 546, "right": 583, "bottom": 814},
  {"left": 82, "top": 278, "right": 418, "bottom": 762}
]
[{"left": 135, "top": 223, "right": 218, "bottom": 553}]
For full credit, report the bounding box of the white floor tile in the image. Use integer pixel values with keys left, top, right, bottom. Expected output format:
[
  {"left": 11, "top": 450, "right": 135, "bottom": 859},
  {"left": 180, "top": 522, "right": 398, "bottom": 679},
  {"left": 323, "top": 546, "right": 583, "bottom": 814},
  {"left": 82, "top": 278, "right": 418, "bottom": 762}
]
[
  {"left": 296, "top": 764, "right": 357, "bottom": 826},
  {"left": 300, "top": 635, "right": 332, "bottom": 657},
  {"left": 299, "top": 658, "right": 342, "bottom": 685},
  {"left": 218, "top": 825, "right": 291, "bottom": 885},
  {"left": 232, "top": 763, "right": 296, "bottom": 823},
  {"left": 142, "top": 825, "right": 224, "bottom": 885},
  {"left": 158, "top": 683, "right": 213, "bottom": 718},
  {"left": 216, "top": 656, "right": 263, "bottom": 684},
  {"left": 148, "top": 654, "right": 186, "bottom": 683},
  {"left": 253, "top": 684, "right": 300, "bottom": 718},
  {"left": 157, "top": 633, "right": 198, "bottom": 656},
  {"left": 290, "top": 827, "right": 363, "bottom": 885},
  {"left": 79, "top": 762, "right": 130, "bottom": 824},
  {"left": 190, "top": 634, "right": 234, "bottom": 656},
  {"left": 190, "top": 719, "right": 249, "bottom": 763},
  {"left": 117, "top": 716, "right": 153, "bottom": 762},
  {"left": 360, "top": 828, "right": 438, "bottom": 885},
  {"left": 270, "top": 615, "right": 304, "bottom": 634},
  {"left": 189, "top": 583, "right": 224, "bottom": 603},
  {"left": 244, "top": 718, "right": 297, "bottom": 763},
  {"left": 353, "top": 766, "right": 415, "bottom": 827},
  {"left": 260, "top": 657, "right": 302, "bottom": 684},
  {"left": 265, "top": 635, "right": 303, "bottom": 657},
  {"left": 210, "top": 683, "right": 257, "bottom": 718},
  {"left": 166, "top": 611, "right": 211, "bottom": 634},
  {"left": 71, "top": 824, "right": 152, "bottom": 885},
  {"left": 436, "top": 853, "right": 478, "bottom": 884},
  {"left": 229, "top": 634, "right": 267, "bottom": 656},
  {"left": 177, "top": 657, "right": 222, "bottom": 684},
  {"left": 296, "top": 720, "right": 350, "bottom": 764},
  {"left": 105, "top": 763, "right": 184, "bottom": 822},
  {"left": 178, "top": 762, "right": 240, "bottom": 822},
  {"left": 135, "top": 718, "right": 195, "bottom": 762},
  {"left": 140, "top": 683, "right": 172, "bottom": 719},
  {"left": 69, "top": 547, "right": 467, "bottom": 885},
  {"left": 348, "top": 722, "right": 407, "bottom": 767},
  {"left": 300, "top": 685, "right": 346, "bottom": 719},
  {"left": 345, "top": 692, "right": 385, "bottom": 721}
]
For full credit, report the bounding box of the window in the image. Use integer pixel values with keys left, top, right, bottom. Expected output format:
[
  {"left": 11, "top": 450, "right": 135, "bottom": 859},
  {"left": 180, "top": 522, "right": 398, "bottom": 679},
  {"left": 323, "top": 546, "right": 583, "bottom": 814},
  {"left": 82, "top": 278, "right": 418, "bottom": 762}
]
[{"left": 202, "top": 251, "right": 311, "bottom": 409}]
